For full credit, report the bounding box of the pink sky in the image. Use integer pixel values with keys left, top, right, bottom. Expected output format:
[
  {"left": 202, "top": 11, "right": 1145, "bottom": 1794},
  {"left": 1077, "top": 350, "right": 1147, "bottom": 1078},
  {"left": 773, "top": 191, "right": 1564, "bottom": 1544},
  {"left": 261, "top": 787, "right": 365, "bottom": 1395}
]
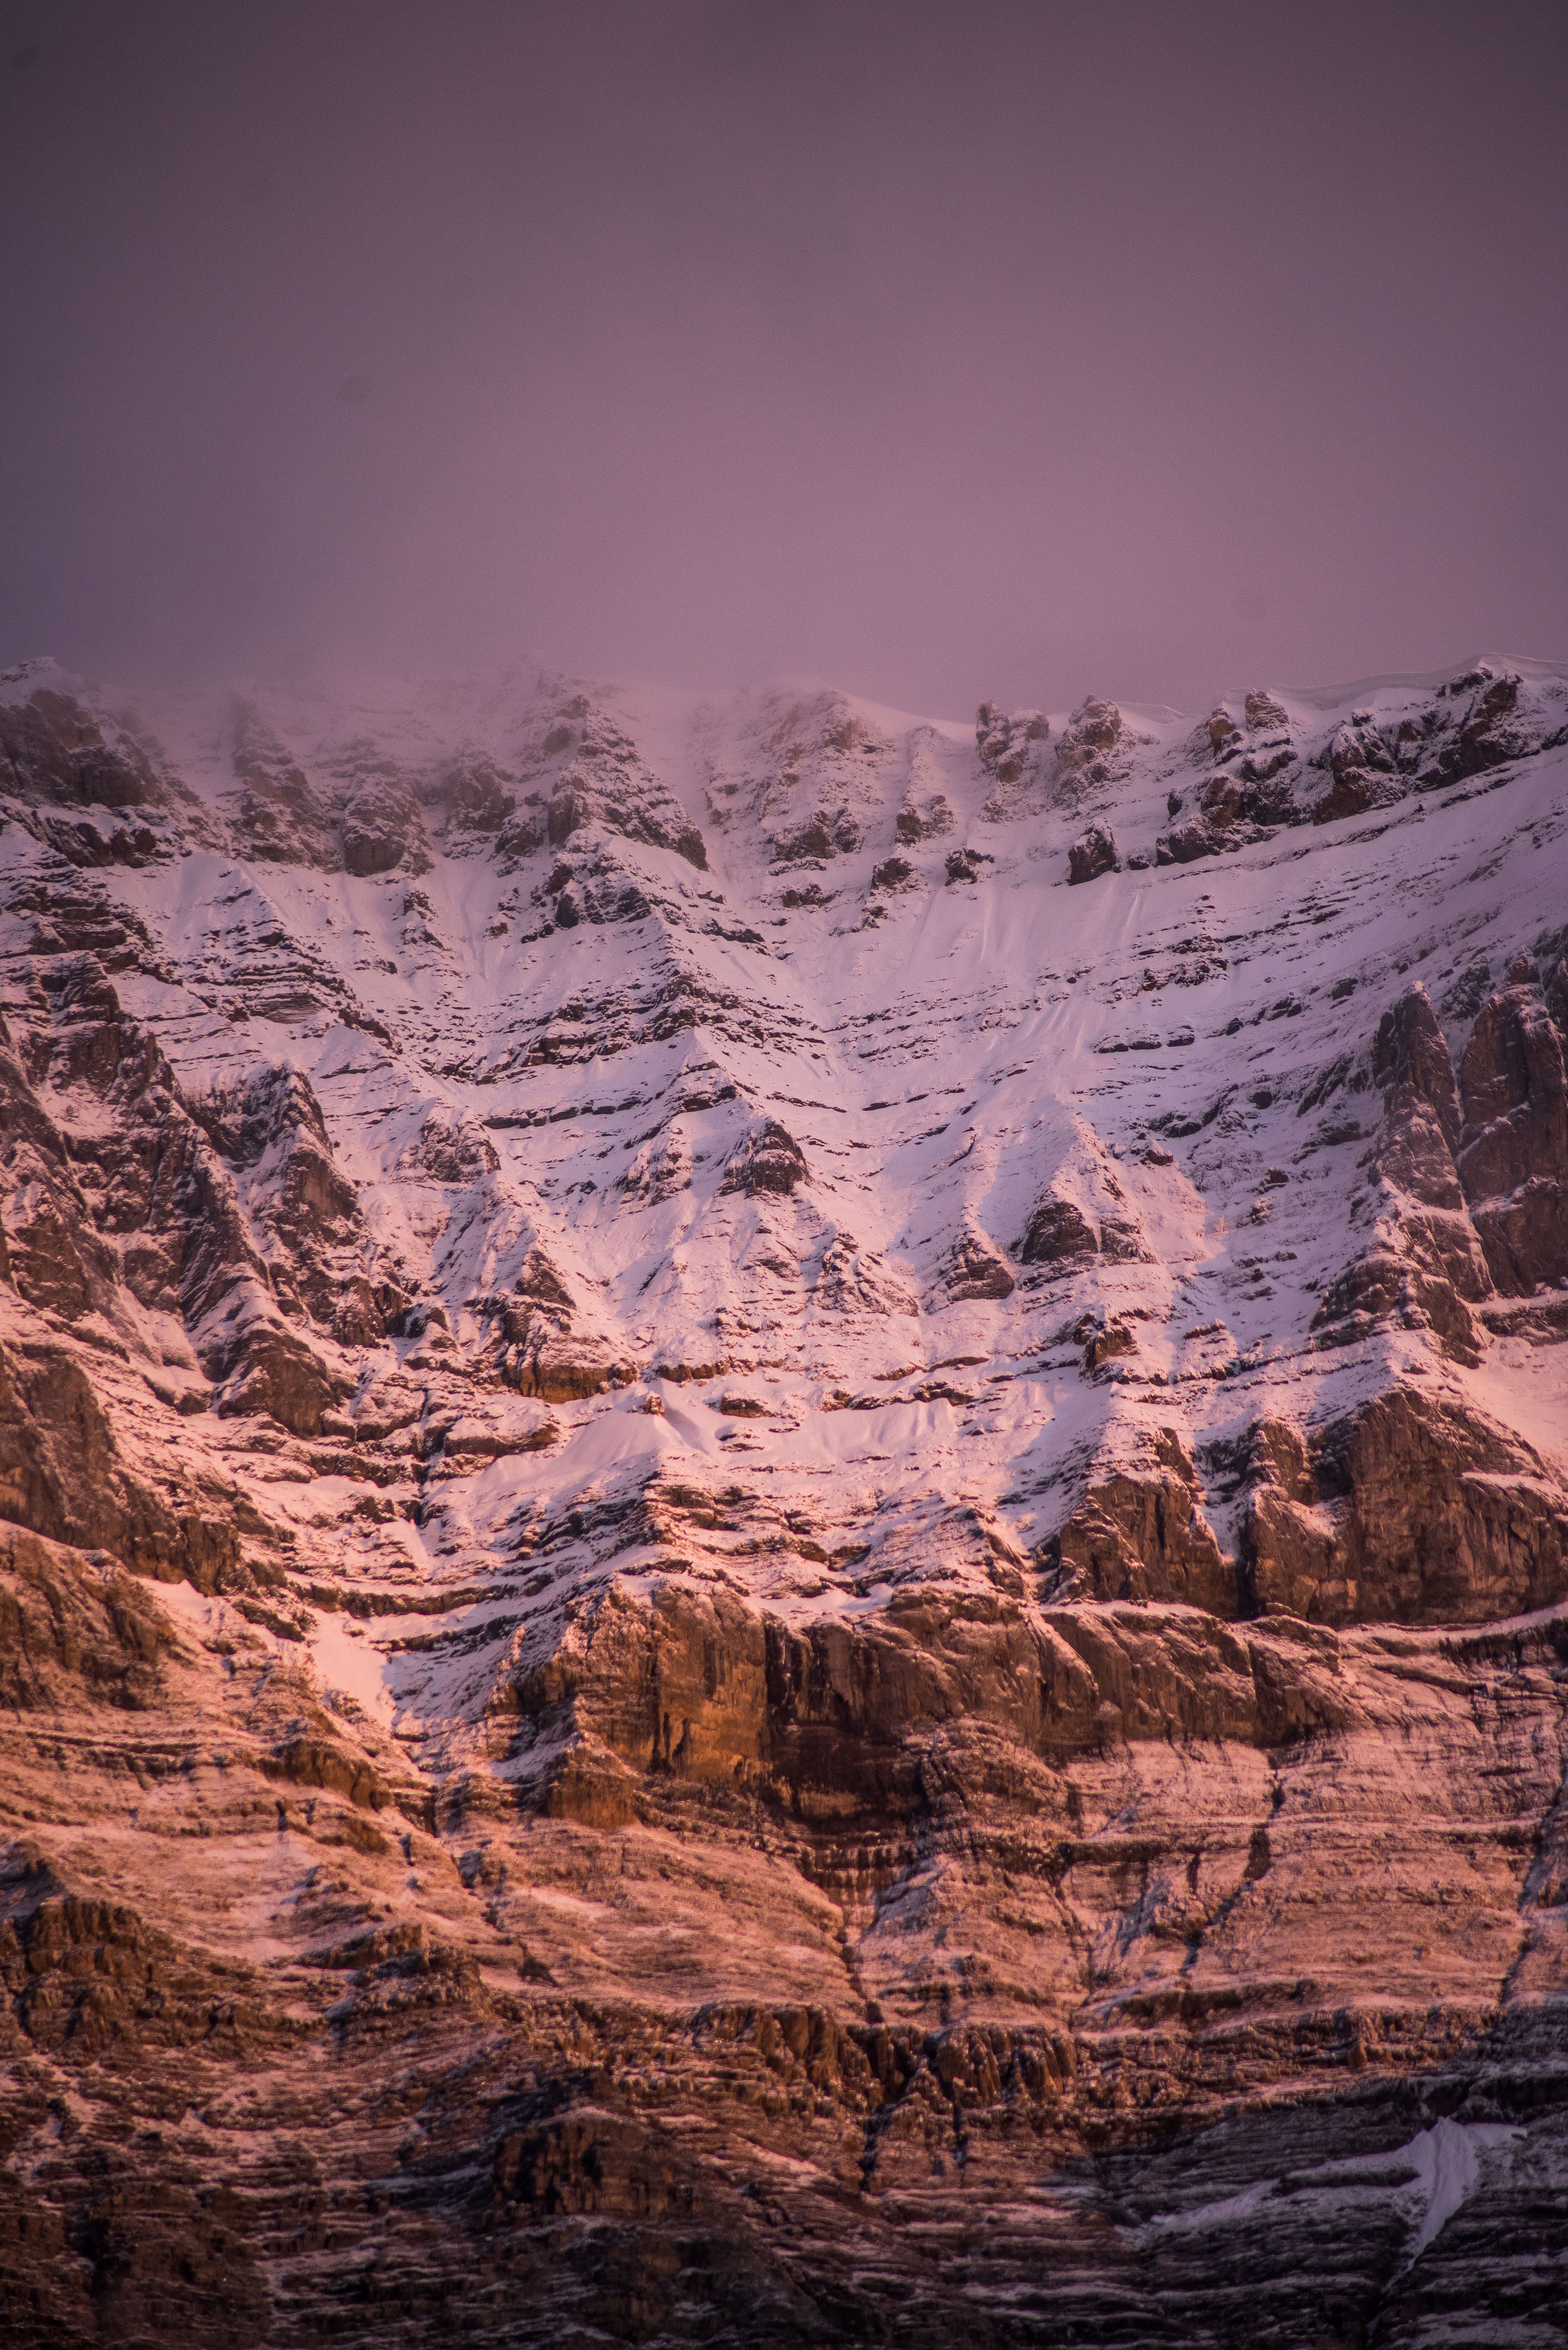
[{"left": 2, "top": 0, "right": 1564, "bottom": 711}]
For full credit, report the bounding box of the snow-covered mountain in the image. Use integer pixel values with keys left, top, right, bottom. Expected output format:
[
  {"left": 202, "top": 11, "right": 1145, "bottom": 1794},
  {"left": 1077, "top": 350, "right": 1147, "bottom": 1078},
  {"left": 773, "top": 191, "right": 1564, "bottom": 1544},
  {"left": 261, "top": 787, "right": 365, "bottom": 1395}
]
[{"left": 2, "top": 649, "right": 1566, "bottom": 2345}]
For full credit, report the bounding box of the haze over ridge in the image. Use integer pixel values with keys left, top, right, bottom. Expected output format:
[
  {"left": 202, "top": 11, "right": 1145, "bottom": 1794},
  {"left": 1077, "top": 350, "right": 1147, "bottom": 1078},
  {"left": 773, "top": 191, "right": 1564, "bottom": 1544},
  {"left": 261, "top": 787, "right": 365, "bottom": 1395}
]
[{"left": 2, "top": 0, "right": 1565, "bottom": 709}]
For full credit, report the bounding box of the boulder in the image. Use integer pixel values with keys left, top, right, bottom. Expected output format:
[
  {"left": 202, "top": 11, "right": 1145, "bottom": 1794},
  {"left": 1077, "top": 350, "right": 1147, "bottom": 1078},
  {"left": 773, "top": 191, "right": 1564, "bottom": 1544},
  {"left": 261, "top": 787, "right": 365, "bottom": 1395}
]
[
  {"left": 1067, "top": 825, "right": 1118, "bottom": 885},
  {"left": 1081, "top": 1321, "right": 1136, "bottom": 1376},
  {"left": 1155, "top": 816, "right": 1219, "bottom": 865}
]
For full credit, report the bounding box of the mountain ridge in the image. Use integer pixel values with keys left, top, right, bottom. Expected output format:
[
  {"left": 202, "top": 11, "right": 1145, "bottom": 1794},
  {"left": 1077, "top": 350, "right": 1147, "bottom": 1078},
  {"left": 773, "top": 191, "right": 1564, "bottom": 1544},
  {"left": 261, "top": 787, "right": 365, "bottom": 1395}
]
[{"left": 1, "top": 647, "right": 1566, "bottom": 2345}]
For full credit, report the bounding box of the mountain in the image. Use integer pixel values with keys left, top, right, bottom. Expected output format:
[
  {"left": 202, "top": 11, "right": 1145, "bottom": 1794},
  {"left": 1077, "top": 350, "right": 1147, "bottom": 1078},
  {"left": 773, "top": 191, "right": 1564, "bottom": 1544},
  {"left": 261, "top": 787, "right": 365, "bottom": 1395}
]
[{"left": 2, "top": 647, "right": 1567, "bottom": 2347}]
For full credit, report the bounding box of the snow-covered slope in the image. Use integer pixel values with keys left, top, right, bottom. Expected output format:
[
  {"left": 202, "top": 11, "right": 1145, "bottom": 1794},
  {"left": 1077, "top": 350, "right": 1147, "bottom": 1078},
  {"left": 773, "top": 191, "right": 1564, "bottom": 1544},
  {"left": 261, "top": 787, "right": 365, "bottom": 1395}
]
[{"left": 2, "top": 650, "right": 1566, "bottom": 2344}]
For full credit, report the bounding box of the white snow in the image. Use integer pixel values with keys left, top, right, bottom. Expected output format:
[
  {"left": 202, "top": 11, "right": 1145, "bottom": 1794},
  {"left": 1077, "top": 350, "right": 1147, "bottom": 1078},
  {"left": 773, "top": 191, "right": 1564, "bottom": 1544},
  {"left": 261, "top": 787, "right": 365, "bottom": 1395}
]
[{"left": 2, "top": 651, "right": 1565, "bottom": 1742}]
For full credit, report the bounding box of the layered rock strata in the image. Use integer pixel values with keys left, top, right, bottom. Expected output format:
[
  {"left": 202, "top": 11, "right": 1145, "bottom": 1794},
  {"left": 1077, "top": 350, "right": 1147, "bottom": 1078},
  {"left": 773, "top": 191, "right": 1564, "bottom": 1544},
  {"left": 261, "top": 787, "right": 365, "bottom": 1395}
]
[{"left": 1, "top": 651, "right": 1567, "bottom": 2344}]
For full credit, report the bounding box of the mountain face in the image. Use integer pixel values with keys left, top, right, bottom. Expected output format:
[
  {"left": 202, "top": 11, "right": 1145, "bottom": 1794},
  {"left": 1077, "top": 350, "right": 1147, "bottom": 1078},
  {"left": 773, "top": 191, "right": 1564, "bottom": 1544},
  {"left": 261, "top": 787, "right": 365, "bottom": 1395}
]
[{"left": 1, "top": 648, "right": 1567, "bottom": 2347}]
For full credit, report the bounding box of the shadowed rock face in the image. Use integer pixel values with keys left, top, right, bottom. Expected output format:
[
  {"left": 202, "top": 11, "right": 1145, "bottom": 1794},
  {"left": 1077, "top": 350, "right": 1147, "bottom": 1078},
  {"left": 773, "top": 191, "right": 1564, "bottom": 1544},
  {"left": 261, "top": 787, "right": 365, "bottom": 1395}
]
[
  {"left": 1457, "top": 983, "right": 1568, "bottom": 1291},
  {"left": 1219, "top": 1390, "right": 1568, "bottom": 1625},
  {"left": 1310, "top": 983, "right": 1498, "bottom": 1365},
  {"left": 1044, "top": 1429, "right": 1239, "bottom": 1614},
  {"left": 0, "top": 687, "right": 173, "bottom": 818},
  {"left": 2, "top": 654, "right": 1568, "bottom": 2342}
]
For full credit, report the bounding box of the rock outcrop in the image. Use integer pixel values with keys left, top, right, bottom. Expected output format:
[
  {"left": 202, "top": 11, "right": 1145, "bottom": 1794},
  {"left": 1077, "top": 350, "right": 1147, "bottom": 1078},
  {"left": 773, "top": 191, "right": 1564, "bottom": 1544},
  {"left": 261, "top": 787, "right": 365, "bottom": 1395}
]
[
  {"left": 1068, "top": 822, "right": 1119, "bottom": 883},
  {"left": 1457, "top": 975, "right": 1568, "bottom": 1290}
]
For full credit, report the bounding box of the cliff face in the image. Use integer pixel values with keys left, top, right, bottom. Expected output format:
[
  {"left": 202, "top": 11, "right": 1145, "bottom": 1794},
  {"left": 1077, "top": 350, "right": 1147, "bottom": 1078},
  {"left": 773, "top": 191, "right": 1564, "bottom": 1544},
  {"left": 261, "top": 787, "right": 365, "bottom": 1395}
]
[{"left": 2, "top": 652, "right": 1567, "bottom": 2345}]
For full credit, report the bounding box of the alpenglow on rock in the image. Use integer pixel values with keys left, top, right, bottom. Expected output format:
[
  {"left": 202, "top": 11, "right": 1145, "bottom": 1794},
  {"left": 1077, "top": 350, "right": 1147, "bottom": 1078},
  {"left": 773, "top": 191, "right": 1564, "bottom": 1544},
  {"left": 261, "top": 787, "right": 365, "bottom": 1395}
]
[{"left": 2, "top": 648, "right": 1568, "bottom": 2346}]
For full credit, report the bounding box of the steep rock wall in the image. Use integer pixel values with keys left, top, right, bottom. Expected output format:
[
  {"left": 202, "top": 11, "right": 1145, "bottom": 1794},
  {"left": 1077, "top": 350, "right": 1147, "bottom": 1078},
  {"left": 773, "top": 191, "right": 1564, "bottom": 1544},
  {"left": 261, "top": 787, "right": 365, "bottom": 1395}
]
[{"left": 1, "top": 651, "right": 1566, "bottom": 2342}]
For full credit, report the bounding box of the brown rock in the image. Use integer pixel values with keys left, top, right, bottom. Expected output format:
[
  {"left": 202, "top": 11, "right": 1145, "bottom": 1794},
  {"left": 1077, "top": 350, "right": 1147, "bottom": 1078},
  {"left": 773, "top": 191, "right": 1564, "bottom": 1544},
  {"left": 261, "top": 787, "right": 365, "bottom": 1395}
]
[
  {"left": 0, "top": 687, "right": 167, "bottom": 814},
  {"left": 1310, "top": 767, "right": 1399, "bottom": 825},
  {"left": 403, "top": 1103, "right": 501, "bottom": 1182},
  {"left": 1224, "top": 1417, "right": 1342, "bottom": 1618},
  {"left": 1018, "top": 1196, "right": 1098, "bottom": 1266},
  {"left": 209, "top": 1323, "right": 350, "bottom": 1437},
  {"left": 938, "top": 1230, "right": 1015, "bottom": 1301},
  {"left": 341, "top": 785, "right": 428, "bottom": 877},
  {"left": 1279, "top": 1382, "right": 1568, "bottom": 1626},
  {"left": 0, "top": 1528, "right": 176, "bottom": 1711},
  {"left": 260, "top": 1734, "right": 389, "bottom": 1812},
  {"left": 0, "top": 1341, "right": 241, "bottom": 1584},
  {"left": 493, "top": 1250, "right": 624, "bottom": 1401},
  {"left": 1315, "top": 986, "right": 1491, "bottom": 1363},
  {"left": 435, "top": 753, "right": 518, "bottom": 839},
  {"left": 1225, "top": 1392, "right": 1568, "bottom": 1626},
  {"left": 1054, "top": 698, "right": 1124, "bottom": 789},
  {"left": 1067, "top": 825, "right": 1118, "bottom": 884},
  {"left": 1202, "top": 758, "right": 1297, "bottom": 828},
  {"left": 1372, "top": 984, "right": 1462, "bottom": 1153},
  {"left": 192, "top": 1064, "right": 365, "bottom": 1331},
  {"left": 229, "top": 703, "right": 340, "bottom": 867},
  {"left": 512, "top": 1570, "right": 1270, "bottom": 1824},
  {"left": 975, "top": 703, "right": 1049, "bottom": 786},
  {"left": 1545, "top": 953, "right": 1568, "bottom": 1035},
  {"left": 1081, "top": 1321, "right": 1135, "bottom": 1375},
  {"left": 1456, "top": 986, "right": 1568, "bottom": 1291},
  {"left": 771, "top": 807, "right": 860, "bottom": 863},
  {"left": 721, "top": 1119, "right": 808, "bottom": 1198},
  {"left": 894, "top": 794, "right": 952, "bottom": 843},
  {"left": 530, "top": 700, "right": 708, "bottom": 868},
  {"left": 1046, "top": 1430, "right": 1237, "bottom": 1613},
  {"left": 1307, "top": 1389, "right": 1568, "bottom": 1624},
  {"left": 1328, "top": 720, "right": 1393, "bottom": 784},
  {"left": 1155, "top": 815, "right": 1219, "bottom": 864},
  {"left": 1430, "top": 669, "right": 1540, "bottom": 781}
]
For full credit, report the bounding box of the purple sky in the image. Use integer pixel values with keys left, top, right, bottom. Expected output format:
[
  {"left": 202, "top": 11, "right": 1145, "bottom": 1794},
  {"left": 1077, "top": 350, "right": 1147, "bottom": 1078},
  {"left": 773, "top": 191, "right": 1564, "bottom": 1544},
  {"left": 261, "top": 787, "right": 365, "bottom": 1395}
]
[{"left": 2, "top": 0, "right": 1565, "bottom": 715}]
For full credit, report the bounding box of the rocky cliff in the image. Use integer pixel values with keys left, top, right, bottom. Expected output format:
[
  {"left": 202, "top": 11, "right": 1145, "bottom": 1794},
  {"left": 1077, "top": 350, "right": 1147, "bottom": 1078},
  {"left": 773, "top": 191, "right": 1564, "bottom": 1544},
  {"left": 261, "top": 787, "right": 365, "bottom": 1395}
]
[{"left": 1, "top": 651, "right": 1567, "bottom": 2345}]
